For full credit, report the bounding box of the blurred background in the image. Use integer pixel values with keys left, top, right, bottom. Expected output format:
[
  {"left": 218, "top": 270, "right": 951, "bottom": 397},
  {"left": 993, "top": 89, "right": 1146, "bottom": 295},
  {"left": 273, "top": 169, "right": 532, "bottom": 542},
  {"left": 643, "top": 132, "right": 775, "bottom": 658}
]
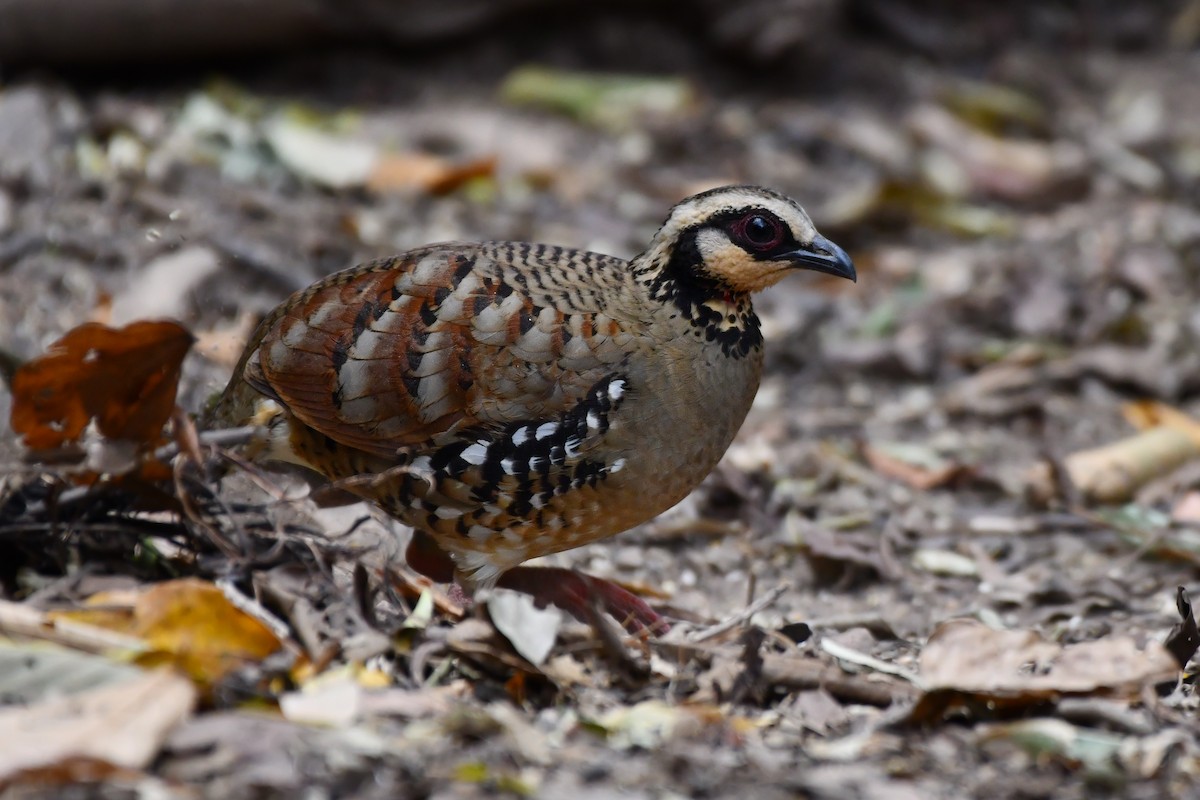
[
  {"left": 4, "top": 1, "right": 1199, "bottom": 489},
  {"left": 2, "top": 1, "right": 1199, "bottom": 796}
]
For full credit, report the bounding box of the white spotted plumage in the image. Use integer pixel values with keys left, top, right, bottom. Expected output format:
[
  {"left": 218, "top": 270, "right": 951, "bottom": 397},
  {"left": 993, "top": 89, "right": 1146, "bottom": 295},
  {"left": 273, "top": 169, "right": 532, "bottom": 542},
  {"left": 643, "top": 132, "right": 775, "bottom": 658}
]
[{"left": 459, "top": 442, "right": 489, "bottom": 465}]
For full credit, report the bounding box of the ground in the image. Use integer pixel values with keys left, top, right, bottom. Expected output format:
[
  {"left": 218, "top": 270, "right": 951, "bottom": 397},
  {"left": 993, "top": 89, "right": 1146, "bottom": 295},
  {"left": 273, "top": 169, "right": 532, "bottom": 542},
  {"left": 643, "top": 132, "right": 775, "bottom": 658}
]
[{"left": 1, "top": 4, "right": 1198, "bottom": 799}]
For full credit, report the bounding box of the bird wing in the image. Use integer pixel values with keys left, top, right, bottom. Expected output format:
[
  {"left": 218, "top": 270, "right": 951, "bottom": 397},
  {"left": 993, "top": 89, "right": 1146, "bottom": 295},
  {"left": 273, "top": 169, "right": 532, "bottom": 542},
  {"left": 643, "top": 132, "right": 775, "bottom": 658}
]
[{"left": 242, "top": 243, "right": 641, "bottom": 459}]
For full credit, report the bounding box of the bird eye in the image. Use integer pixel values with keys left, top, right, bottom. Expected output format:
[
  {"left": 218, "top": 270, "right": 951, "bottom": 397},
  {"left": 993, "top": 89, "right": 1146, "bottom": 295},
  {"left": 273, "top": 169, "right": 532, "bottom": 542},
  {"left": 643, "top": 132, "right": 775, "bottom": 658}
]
[{"left": 734, "top": 213, "right": 784, "bottom": 251}]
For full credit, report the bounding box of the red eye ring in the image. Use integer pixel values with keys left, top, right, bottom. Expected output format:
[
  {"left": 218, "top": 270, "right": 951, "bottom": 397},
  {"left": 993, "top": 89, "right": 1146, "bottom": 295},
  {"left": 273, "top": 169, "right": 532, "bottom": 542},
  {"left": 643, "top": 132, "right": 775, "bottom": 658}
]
[{"left": 732, "top": 212, "right": 784, "bottom": 251}]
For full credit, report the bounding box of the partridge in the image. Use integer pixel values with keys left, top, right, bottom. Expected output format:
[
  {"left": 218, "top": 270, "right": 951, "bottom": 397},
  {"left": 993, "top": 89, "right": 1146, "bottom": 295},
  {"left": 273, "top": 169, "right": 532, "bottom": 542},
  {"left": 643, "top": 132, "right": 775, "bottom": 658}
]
[{"left": 207, "top": 186, "right": 855, "bottom": 633}]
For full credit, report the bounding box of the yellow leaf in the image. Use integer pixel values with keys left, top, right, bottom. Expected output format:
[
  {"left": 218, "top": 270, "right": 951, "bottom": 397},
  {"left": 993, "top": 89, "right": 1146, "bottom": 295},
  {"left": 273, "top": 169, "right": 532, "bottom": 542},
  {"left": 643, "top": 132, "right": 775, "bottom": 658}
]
[
  {"left": 131, "top": 579, "right": 282, "bottom": 683},
  {"left": 54, "top": 579, "right": 282, "bottom": 685}
]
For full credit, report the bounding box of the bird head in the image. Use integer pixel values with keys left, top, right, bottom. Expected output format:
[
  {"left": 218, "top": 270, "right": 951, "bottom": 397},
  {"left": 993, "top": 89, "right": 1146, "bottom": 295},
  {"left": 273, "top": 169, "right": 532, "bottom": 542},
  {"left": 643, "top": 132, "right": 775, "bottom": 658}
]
[{"left": 642, "top": 185, "right": 856, "bottom": 295}]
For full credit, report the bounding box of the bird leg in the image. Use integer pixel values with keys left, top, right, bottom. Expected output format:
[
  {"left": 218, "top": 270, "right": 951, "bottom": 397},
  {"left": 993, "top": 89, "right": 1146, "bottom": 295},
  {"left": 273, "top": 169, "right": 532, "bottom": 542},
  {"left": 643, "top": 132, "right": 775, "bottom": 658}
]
[{"left": 403, "top": 531, "right": 668, "bottom": 635}]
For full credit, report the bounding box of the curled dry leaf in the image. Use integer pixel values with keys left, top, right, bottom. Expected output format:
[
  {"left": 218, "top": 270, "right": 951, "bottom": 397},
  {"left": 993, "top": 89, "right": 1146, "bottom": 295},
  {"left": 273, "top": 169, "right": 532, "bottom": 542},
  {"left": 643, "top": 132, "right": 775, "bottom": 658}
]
[
  {"left": 1027, "top": 402, "right": 1200, "bottom": 504},
  {"left": 10, "top": 320, "right": 194, "bottom": 451},
  {"left": 1061, "top": 428, "right": 1200, "bottom": 504},
  {"left": 911, "top": 619, "right": 1179, "bottom": 723},
  {"left": 367, "top": 153, "right": 496, "bottom": 195},
  {"left": 1164, "top": 587, "right": 1198, "bottom": 669}
]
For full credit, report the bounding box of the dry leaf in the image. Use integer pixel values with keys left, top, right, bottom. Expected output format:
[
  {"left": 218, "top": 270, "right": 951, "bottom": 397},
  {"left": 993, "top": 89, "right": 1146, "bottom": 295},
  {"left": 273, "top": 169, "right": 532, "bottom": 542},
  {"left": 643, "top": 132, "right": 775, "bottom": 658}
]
[
  {"left": 109, "top": 247, "right": 221, "bottom": 325},
  {"left": 0, "top": 668, "right": 195, "bottom": 782},
  {"left": 444, "top": 618, "right": 541, "bottom": 675},
  {"left": 1164, "top": 587, "right": 1198, "bottom": 669},
  {"left": 11, "top": 320, "right": 193, "bottom": 450},
  {"left": 864, "top": 441, "right": 967, "bottom": 490},
  {"left": 908, "top": 104, "right": 1087, "bottom": 203},
  {"left": 366, "top": 152, "right": 495, "bottom": 195},
  {"left": 264, "top": 116, "right": 377, "bottom": 189},
  {"left": 53, "top": 579, "right": 283, "bottom": 685},
  {"left": 911, "top": 548, "right": 979, "bottom": 577},
  {"left": 1123, "top": 399, "right": 1200, "bottom": 446},
  {"left": 1063, "top": 427, "right": 1199, "bottom": 504},
  {"left": 0, "top": 640, "right": 145, "bottom": 704},
  {"left": 1026, "top": 401, "right": 1200, "bottom": 504},
  {"left": 912, "top": 619, "right": 1179, "bottom": 722},
  {"left": 487, "top": 589, "right": 561, "bottom": 667},
  {"left": 979, "top": 719, "right": 1125, "bottom": 778},
  {"left": 922, "top": 619, "right": 1177, "bottom": 693},
  {"left": 593, "top": 700, "right": 725, "bottom": 750},
  {"left": 500, "top": 67, "right": 695, "bottom": 131},
  {"left": 792, "top": 514, "right": 901, "bottom": 582}
]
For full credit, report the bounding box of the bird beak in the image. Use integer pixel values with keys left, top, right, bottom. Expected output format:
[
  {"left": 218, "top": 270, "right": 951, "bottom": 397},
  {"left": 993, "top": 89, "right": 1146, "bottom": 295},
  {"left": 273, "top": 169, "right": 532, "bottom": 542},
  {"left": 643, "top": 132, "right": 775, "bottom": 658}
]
[{"left": 782, "top": 234, "right": 857, "bottom": 282}]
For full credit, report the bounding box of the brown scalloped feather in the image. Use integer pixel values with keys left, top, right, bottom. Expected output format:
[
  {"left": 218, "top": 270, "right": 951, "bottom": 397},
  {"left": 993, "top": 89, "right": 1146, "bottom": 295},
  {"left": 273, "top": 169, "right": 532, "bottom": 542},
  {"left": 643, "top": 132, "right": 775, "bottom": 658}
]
[{"left": 245, "top": 245, "right": 632, "bottom": 459}]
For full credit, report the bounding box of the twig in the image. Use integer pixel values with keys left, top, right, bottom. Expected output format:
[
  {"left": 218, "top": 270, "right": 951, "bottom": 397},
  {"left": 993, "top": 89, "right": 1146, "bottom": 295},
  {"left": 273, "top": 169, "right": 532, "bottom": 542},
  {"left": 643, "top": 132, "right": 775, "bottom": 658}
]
[
  {"left": 760, "top": 652, "right": 916, "bottom": 707},
  {"left": 154, "top": 424, "right": 260, "bottom": 463},
  {"left": 653, "top": 639, "right": 917, "bottom": 708},
  {"left": 587, "top": 595, "right": 651, "bottom": 683},
  {"left": 686, "top": 582, "right": 790, "bottom": 643},
  {"left": 174, "top": 455, "right": 241, "bottom": 559},
  {"left": 330, "top": 461, "right": 436, "bottom": 494},
  {"left": 727, "top": 626, "right": 767, "bottom": 705},
  {"left": 819, "top": 637, "right": 924, "bottom": 688},
  {"left": 14, "top": 426, "right": 264, "bottom": 520},
  {"left": 0, "top": 598, "right": 146, "bottom": 655},
  {"left": 216, "top": 576, "right": 295, "bottom": 644}
]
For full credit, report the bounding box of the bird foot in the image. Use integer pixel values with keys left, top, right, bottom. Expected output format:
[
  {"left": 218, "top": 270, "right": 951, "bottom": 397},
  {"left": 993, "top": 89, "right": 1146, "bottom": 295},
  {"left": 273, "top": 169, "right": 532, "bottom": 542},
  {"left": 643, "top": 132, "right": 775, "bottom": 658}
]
[
  {"left": 404, "top": 533, "right": 668, "bottom": 635},
  {"left": 497, "top": 565, "right": 669, "bottom": 636}
]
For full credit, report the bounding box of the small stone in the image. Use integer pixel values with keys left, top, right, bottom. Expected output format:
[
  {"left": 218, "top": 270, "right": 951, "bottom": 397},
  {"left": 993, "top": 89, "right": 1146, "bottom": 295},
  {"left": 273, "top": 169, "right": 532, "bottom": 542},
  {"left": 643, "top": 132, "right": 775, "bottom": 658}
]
[
  {"left": 0, "top": 87, "right": 58, "bottom": 188},
  {"left": 613, "top": 546, "right": 642, "bottom": 570}
]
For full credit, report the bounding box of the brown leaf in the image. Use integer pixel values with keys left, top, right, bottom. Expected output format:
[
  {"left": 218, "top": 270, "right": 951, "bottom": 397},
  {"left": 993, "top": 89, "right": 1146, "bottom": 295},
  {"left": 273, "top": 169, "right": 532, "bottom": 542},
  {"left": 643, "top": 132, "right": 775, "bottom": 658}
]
[
  {"left": 922, "top": 619, "right": 1177, "bottom": 693},
  {"left": 911, "top": 619, "right": 1179, "bottom": 723},
  {"left": 11, "top": 320, "right": 194, "bottom": 450},
  {"left": 863, "top": 441, "right": 967, "bottom": 490}
]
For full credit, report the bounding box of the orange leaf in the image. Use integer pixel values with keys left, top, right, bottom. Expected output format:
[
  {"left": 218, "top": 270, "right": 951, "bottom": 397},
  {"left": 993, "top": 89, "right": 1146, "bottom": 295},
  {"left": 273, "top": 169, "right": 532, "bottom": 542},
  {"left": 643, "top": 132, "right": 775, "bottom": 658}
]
[
  {"left": 1122, "top": 399, "right": 1200, "bottom": 447},
  {"left": 11, "top": 320, "right": 194, "bottom": 449},
  {"left": 366, "top": 153, "right": 495, "bottom": 195},
  {"left": 54, "top": 578, "right": 283, "bottom": 685},
  {"left": 131, "top": 579, "right": 282, "bottom": 683}
]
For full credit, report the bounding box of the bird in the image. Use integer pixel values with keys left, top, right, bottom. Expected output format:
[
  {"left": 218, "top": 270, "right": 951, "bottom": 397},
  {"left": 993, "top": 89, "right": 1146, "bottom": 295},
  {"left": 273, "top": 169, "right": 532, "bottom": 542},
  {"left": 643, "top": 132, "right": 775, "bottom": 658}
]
[{"left": 206, "top": 185, "right": 855, "bottom": 634}]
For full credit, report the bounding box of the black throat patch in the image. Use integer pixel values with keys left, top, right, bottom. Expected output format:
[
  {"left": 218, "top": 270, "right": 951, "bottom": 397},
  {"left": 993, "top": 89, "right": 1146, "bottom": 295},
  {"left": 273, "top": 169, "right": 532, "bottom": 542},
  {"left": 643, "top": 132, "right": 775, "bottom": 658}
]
[{"left": 642, "top": 230, "right": 764, "bottom": 359}]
